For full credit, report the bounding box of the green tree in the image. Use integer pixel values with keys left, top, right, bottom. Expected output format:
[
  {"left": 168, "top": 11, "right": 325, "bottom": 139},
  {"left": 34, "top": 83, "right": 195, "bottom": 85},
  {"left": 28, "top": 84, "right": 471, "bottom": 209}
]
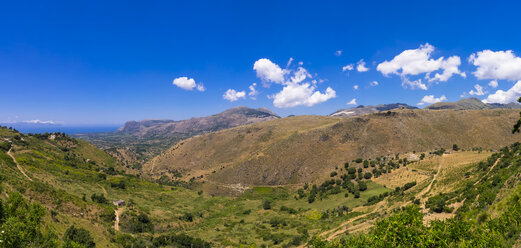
[{"left": 63, "top": 225, "right": 95, "bottom": 248}]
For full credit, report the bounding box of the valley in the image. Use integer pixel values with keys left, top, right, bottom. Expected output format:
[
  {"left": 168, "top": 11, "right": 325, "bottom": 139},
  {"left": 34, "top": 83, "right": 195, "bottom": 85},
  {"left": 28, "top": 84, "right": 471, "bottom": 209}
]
[{"left": 2, "top": 102, "right": 521, "bottom": 247}]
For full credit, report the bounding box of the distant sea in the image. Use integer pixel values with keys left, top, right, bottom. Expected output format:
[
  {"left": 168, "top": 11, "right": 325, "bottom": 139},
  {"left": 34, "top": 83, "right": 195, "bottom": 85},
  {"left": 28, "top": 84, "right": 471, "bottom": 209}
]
[{"left": 1, "top": 125, "right": 120, "bottom": 135}]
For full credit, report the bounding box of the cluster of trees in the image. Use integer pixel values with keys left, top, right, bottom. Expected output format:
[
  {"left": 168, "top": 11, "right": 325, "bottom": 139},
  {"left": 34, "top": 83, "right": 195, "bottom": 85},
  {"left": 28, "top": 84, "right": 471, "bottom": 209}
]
[
  {"left": 121, "top": 211, "right": 154, "bottom": 233},
  {"left": 311, "top": 142, "right": 521, "bottom": 247},
  {"left": 116, "top": 232, "right": 211, "bottom": 248}
]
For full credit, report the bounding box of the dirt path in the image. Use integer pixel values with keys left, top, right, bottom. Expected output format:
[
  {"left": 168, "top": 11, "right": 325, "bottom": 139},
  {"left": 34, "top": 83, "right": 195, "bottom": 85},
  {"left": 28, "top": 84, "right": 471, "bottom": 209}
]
[
  {"left": 7, "top": 148, "right": 33, "bottom": 181},
  {"left": 475, "top": 157, "right": 501, "bottom": 186},
  {"left": 100, "top": 185, "right": 108, "bottom": 197},
  {"left": 418, "top": 158, "right": 440, "bottom": 201},
  {"left": 114, "top": 208, "right": 121, "bottom": 231}
]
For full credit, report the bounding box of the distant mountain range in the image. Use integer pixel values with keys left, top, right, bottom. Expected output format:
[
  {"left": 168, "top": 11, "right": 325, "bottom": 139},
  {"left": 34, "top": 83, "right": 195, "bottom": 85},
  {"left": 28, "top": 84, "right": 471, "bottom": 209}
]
[
  {"left": 330, "top": 98, "right": 521, "bottom": 118},
  {"left": 116, "top": 106, "right": 279, "bottom": 138},
  {"left": 425, "top": 98, "right": 521, "bottom": 110},
  {"left": 330, "top": 103, "right": 418, "bottom": 117}
]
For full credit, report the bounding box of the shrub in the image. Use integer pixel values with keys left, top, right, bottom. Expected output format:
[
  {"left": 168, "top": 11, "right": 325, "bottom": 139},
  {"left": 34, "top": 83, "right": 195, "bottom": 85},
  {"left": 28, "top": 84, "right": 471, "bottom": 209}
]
[{"left": 63, "top": 225, "right": 95, "bottom": 248}]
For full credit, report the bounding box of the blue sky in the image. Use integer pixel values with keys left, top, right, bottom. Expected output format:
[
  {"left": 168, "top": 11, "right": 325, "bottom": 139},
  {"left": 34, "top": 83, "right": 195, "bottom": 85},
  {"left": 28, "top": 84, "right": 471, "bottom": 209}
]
[{"left": 2, "top": 0, "right": 521, "bottom": 125}]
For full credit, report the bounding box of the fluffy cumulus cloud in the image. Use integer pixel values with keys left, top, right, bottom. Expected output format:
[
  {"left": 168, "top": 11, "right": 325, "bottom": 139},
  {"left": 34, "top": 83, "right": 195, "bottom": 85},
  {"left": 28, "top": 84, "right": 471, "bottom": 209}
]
[
  {"left": 335, "top": 50, "right": 343, "bottom": 56},
  {"left": 489, "top": 80, "right": 499, "bottom": 88},
  {"left": 469, "top": 84, "right": 487, "bottom": 96},
  {"left": 370, "top": 81, "right": 379, "bottom": 87},
  {"left": 469, "top": 50, "right": 521, "bottom": 81},
  {"left": 377, "top": 43, "right": 465, "bottom": 90},
  {"left": 222, "top": 89, "right": 246, "bottom": 102},
  {"left": 482, "top": 81, "right": 521, "bottom": 104},
  {"left": 417, "top": 94, "right": 447, "bottom": 106},
  {"left": 347, "top": 98, "right": 357, "bottom": 105},
  {"left": 253, "top": 58, "right": 336, "bottom": 108},
  {"left": 253, "top": 58, "right": 287, "bottom": 85},
  {"left": 172, "top": 77, "right": 205, "bottom": 91},
  {"left": 353, "top": 85, "right": 359, "bottom": 90},
  {"left": 356, "top": 60, "right": 369, "bottom": 72},
  {"left": 342, "top": 64, "right": 354, "bottom": 72},
  {"left": 271, "top": 83, "right": 336, "bottom": 108}
]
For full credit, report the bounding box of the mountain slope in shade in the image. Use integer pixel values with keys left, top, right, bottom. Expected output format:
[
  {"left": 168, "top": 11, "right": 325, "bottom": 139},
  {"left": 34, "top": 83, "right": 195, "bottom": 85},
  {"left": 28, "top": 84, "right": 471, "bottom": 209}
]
[
  {"left": 425, "top": 97, "right": 521, "bottom": 110},
  {"left": 73, "top": 106, "right": 280, "bottom": 169},
  {"left": 330, "top": 103, "right": 418, "bottom": 117},
  {"left": 144, "top": 109, "right": 521, "bottom": 186}
]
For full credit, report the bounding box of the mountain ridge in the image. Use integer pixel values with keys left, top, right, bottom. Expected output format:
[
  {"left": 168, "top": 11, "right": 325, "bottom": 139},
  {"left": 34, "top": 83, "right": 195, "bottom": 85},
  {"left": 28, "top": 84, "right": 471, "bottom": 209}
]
[
  {"left": 330, "top": 103, "right": 418, "bottom": 117},
  {"left": 425, "top": 97, "right": 521, "bottom": 110}
]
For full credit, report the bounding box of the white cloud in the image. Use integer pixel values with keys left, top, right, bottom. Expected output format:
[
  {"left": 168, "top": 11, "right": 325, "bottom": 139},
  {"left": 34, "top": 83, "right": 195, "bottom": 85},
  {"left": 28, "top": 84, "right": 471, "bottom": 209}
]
[
  {"left": 248, "top": 83, "right": 259, "bottom": 99},
  {"left": 377, "top": 43, "right": 465, "bottom": 90},
  {"left": 253, "top": 58, "right": 287, "bottom": 85},
  {"left": 290, "top": 67, "right": 312, "bottom": 84},
  {"left": 417, "top": 94, "right": 448, "bottom": 106},
  {"left": 489, "top": 80, "right": 498, "bottom": 88},
  {"left": 370, "top": 81, "right": 379, "bottom": 87},
  {"left": 353, "top": 85, "right": 359, "bottom": 90},
  {"left": 469, "top": 84, "right": 487, "bottom": 96},
  {"left": 347, "top": 98, "right": 357, "bottom": 105},
  {"left": 172, "top": 77, "right": 205, "bottom": 91},
  {"left": 342, "top": 64, "right": 354, "bottom": 72},
  {"left": 222, "top": 89, "right": 246, "bottom": 102},
  {"left": 286, "top": 57, "right": 294, "bottom": 68},
  {"left": 255, "top": 58, "right": 336, "bottom": 108},
  {"left": 23, "top": 120, "right": 56, "bottom": 124},
  {"left": 402, "top": 77, "right": 427, "bottom": 90},
  {"left": 356, "top": 60, "right": 369, "bottom": 72},
  {"left": 469, "top": 50, "right": 521, "bottom": 81},
  {"left": 482, "top": 80, "right": 521, "bottom": 104},
  {"left": 271, "top": 83, "right": 336, "bottom": 108},
  {"left": 335, "top": 50, "right": 343, "bottom": 56}
]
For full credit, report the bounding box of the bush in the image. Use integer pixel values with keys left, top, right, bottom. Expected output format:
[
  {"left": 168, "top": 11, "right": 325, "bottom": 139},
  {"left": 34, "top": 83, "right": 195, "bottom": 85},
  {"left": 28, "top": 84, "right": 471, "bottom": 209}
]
[
  {"left": 63, "top": 225, "right": 95, "bottom": 248},
  {"left": 262, "top": 199, "right": 272, "bottom": 210},
  {"left": 90, "top": 193, "right": 107, "bottom": 204}
]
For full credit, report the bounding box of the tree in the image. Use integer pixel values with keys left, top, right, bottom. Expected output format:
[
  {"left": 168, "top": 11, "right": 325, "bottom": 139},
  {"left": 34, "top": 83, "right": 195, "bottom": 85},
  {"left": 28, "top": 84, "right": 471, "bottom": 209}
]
[
  {"left": 262, "top": 199, "right": 272, "bottom": 210},
  {"left": 453, "top": 144, "right": 459, "bottom": 151},
  {"left": 513, "top": 97, "right": 521, "bottom": 133},
  {"left": 63, "top": 225, "right": 95, "bottom": 248}
]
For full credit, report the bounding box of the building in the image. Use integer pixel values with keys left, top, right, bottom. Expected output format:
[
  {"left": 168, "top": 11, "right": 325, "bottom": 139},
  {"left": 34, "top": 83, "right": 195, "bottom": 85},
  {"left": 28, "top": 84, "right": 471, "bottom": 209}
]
[{"left": 113, "top": 200, "right": 125, "bottom": 207}]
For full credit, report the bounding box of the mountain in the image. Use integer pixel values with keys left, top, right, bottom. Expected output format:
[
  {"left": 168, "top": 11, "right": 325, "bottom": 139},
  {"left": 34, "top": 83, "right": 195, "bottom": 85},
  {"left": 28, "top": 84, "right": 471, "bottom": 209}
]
[
  {"left": 144, "top": 108, "right": 521, "bottom": 186},
  {"left": 116, "top": 106, "right": 279, "bottom": 137},
  {"left": 330, "top": 103, "right": 418, "bottom": 117},
  {"left": 425, "top": 97, "right": 521, "bottom": 110},
  {"left": 73, "top": 106, "right": 279, "bottom": 170}
]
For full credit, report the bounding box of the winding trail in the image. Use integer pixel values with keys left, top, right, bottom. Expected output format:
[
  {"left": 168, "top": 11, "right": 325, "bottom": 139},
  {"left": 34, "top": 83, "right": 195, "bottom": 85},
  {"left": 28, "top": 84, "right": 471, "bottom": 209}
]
[
  {"left": 114, "top": 208, "right": 121, "bottom": 231},
  {"left": 7, "top": 148, "right": 32, "bottom": 181}
]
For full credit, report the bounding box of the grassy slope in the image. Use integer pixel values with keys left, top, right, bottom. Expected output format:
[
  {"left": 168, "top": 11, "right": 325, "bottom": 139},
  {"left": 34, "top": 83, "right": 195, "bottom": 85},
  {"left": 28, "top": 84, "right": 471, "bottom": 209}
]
[
  {"left": 0, "top": 127, "right": 394, "bottom": 247},
  {"left": 145, "top": 109, "right": 521, "bottom": 186}
]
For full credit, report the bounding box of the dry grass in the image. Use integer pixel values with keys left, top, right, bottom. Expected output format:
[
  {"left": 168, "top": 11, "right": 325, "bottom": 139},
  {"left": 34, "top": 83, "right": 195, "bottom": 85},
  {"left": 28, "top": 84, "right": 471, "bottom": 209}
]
[{"left": 144, "top": 109, "right": 521, "bottom": 186}]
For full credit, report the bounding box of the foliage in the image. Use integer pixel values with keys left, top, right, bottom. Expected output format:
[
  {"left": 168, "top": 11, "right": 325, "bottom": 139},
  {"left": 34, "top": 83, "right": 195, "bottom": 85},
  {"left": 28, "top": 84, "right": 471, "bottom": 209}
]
[{"left": 63, "top": 225, "right": 95, "bottom": 248}]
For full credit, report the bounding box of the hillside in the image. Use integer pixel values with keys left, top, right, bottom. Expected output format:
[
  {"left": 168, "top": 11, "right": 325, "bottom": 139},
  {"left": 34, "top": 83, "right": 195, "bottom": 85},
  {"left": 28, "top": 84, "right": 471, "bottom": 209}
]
[
  {"left": 330, "top": 103, "right": 417, "bottom": 117},
  {"left": 73, "top": 106, "right": 279, "bottom": 170},
  {"left": 425, "top": 97, "right": 521, "bottom": 110},
  {"left": 144, "top": 109, "right": 521, "bottom": 186}
]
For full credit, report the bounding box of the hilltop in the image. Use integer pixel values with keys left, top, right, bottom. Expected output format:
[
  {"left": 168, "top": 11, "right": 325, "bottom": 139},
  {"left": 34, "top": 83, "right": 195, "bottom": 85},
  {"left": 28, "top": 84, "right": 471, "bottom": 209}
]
[
  {"left": 330, "top": 103, "right": 417, "bottom": 117},
  {"left": 425, "top": 97, "right": 521, "bottom": 110},
  {"left": 144, "top": 109, "right": 521, "bottom": 185}
]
